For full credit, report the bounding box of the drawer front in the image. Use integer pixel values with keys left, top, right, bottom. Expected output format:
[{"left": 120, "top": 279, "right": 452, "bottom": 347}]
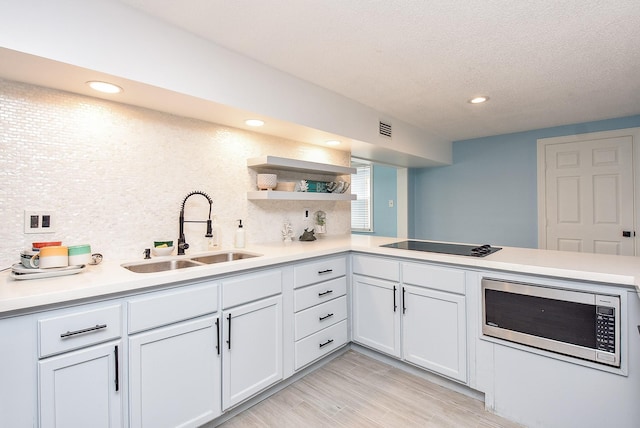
[
  {"left": 294, "top": 256, "right": 346, "bottom": 289},
  {"left": 39, "top": 304, "right": 122, "bottom": 358},
  {"left": 352, "top": 254, "right": 400, "bottom": 282},
  {"left": 295, "top": 320, "right": 347, "bottom": 370},
  {"left": 402, "top": 262, "right": 466, "bottom": 294},
  {"left": 128, "top": 282, "right": 218, "bottom": 334},
  {"left": 222, "top": 269, "right": 282, "bottom": 309},
  {"left": 295, "top": 296, "right": 347, "bottom": 341},
  {"left": 294, "top": 277, "right": 347, "bottom": 312}
]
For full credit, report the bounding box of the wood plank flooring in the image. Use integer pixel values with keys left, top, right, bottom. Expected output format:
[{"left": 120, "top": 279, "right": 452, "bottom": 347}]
[{"left": 218, "top": 350, "right": 522, "bottom": 427}]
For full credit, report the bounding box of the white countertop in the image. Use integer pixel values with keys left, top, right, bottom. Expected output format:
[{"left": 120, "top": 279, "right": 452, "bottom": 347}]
[{"left": 2, "top": 235, "right": 640, "bottom": 315}]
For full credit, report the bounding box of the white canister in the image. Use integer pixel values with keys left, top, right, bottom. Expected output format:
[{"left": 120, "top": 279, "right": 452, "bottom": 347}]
[
  {"left": 68, "top": 244, "right": 92, "bottom": 266},
  {"left": 31, "top": 246, "right": 68, "bottom": 269}
]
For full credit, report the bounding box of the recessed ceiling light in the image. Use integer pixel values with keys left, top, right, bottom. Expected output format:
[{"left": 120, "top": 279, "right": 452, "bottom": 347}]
[
  {"left": 245, "top": 119, "right": 265, "bottom": 127},
  {"left": 469, "top": 96, "right": 489, "bottom": 104},
  {"left": 86, "top": 81, "right": 123, "bottom": 94},
  {"left": 325, "top": 140, "right": 341, "bottom": 146}
]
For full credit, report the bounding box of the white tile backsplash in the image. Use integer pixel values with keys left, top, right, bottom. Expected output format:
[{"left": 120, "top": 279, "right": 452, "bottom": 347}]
[{"left": 0, "top": 78, "right": 351, "bottom": 267}]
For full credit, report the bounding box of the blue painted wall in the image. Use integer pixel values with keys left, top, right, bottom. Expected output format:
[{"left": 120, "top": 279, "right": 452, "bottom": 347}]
[
  {"left": 409, "top": 115, "right": 640, "bottom": 248},
  {"left": 353, "top": 164, "right": 398, "bottom": 237}
]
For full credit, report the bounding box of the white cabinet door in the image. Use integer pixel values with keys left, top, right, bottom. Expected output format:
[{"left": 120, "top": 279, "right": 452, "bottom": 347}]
[
  {"left": 129, "top": 316, "right": 221, "bottom": 428},
  {"left": 222, "top": 295, "right": 283, "bottom": 410},
  {"left": 403, "top": 285, "right": 467, "bottom": 382},
  {"left": 352, "top": 274, "right": 401, "bottom": 358},
  {"left": 39, "top": 340, "right": 122, "bottom": 428}
]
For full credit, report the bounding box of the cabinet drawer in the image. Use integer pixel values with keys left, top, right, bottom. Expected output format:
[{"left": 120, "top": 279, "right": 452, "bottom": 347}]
[
  {"left": 128, "top": 282, "right": 218, "bottom": 334},
  {"left": 39, "top": 304, "right": 122, "bottom": 358},
  {"left": 294, "top": 277, "right": 347, "bottom": 312},
  {"left": 402, "top": 262, "right": 466, "bottom": 294},
  {"left": 352, "top": 254, "right": 400, "bottom": 282},
  {"left": 294, "top": 256, "right": 346, "bottom": 289},
  {"left": 295, "top": 320, "right": 347, "bottom": 370},
  {"left": 295, "top": 296, "right": 347, "bottom": 341},
  {"left": 222, "top": 269, "right": 282, "bottom": 309}
]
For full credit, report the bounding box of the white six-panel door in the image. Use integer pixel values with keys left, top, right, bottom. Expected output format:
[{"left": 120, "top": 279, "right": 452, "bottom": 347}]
[{"left": 538, "top": 129, "right": 638, "bottom": 255}]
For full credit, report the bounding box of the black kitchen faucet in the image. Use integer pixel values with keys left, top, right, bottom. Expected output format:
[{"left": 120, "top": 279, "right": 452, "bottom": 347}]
[{"left": 177, "top": 191, "right": 213, "bottom": 255}]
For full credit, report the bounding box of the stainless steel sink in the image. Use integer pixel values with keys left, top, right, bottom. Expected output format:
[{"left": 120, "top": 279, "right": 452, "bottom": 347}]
[
  {"left": 190, "top": 251, "right": 259, "bottom": 264},
  {"left": 122, "top": 259, "right": 203, "bottom": 273},
  {"left": 122, "top": 251, "right": 260, "bottom": 273}
]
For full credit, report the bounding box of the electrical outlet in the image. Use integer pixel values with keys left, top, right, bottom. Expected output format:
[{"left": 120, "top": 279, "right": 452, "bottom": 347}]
[
  {"left": 24, "top": 210, "right": 55, "bottom": 234},
  {"left": 303, "top": 208, "right": 310, "bottom": 220},
  {"left": 388, "top": 200, "right": 394, "bottom": 208}
]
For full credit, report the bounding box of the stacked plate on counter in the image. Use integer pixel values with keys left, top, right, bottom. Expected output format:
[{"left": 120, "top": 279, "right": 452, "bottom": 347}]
[
  {"left": 10, "top": 263, "right": 86, "bottom": 280},
  {"left": 11, "top": 241, "right": 89, "bottom": 280}
]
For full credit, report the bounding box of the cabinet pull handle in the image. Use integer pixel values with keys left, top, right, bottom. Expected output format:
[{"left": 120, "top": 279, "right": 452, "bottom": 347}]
[
  {"left": 402, "top": 287, "right": 407, "bottom": 314},
  {"left": 393, "top": 285, "right": 397, "bottom": 312},
  {"left": 215, "top": 318, "right": 220, "bottom": 355},
  {"left": 319, "top": 339, "right": 334, "bottom": 348},
  {"left": 319, "top": 313, "right": 334, "bottom": 321},
  {"left": 114, "top": 345, "right": 119, "bottom": 392},
  {"left": 60, "top": 324, "right": 107, "bottom": 338},
  {"left": 318, "top": 290, "right": 333, "bottom": 297},
  {"left": 318, "top": 269, "right": 333, "bottom": 275},
  {"left": 226, "top": 314, "right": 232, "bottom": 350}
]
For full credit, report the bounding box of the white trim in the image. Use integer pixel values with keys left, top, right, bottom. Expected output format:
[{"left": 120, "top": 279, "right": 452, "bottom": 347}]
[
  {"left": 537, "top": 127, "right": 640, "bottom": 254},
  {"left": 397, "top": 168, "right": 408, "bottom": 238}
]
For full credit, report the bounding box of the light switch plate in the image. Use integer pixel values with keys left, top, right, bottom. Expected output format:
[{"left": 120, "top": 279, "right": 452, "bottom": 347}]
[{"left": 24, "top": 210, "right": 55, "bottom": 234}]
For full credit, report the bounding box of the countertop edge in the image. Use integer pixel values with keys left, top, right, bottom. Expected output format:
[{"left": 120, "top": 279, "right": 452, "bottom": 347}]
[{"left": 2, "top": 235, "right": 639, "bottom": 315}]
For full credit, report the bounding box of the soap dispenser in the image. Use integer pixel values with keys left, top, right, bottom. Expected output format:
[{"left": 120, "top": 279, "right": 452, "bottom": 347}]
[{"left": 234, "top": 219, "right": 246, "bottom": 248}]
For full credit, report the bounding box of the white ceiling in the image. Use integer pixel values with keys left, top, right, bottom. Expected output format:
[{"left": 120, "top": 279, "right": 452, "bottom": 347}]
[{"left": 114, "top": 0, "right": 640, "bottom": 142}]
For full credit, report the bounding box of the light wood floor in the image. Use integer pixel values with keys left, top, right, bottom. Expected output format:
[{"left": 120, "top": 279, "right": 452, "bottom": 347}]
[{"left": 218, "top": 350, "right": 522, "bottom": 427}]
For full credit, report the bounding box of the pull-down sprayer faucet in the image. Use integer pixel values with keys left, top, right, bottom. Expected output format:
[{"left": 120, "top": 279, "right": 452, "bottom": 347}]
[{"left": 177, "top": 191, "right": 213, "bottom": 255}]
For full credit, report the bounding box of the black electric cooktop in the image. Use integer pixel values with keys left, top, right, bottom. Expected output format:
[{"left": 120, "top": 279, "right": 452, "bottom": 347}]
[{"left": 381, "top": 240, "right": 501, "bottom": 257}]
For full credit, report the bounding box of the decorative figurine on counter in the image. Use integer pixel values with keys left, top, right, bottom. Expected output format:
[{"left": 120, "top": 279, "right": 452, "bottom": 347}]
[
  {"left": 299, "top": 228, "right": 316, "bottom": 241},
  {"left": 314, "top": 210, "right": 326, "bottom": 234},
  {"left": 282, "top": 220, "right": 295, "bottom": 243}
]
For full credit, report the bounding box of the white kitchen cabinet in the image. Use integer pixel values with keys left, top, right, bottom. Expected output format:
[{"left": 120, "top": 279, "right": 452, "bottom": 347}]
[
  {"left": 246, "top": 155, "right": 356, "bottom": 201},
  {"left": 402, "top": 285, "right": 467, "bottom": 382},
  {"left": 222, "top": 294, "right": 283, "bottom": 410},
  {"left": 293, "top": 256, "right": 349, "bottom": 370},
  {"left": 129, "top": 316, "right": 220, "bottom": 428},
  {"left": 352, "top": 255, "right": 467, "bottom": 382},
  {"left": 352, "top": 274, "right": 402, "bottom": 358},
  {"left": 351, "top": 255, "right": 401, "bottom": 358},
  {"left": 220, "top": 269, "right": 283, "bottom": 410},
  {"left": 128, "top": 282, "right": 220, "bottom": 428},
  {"left": 39, "top": 340, "right": 123, "bottom": 428},
  {"left": 37, "top": 302, "right": 124, "bottom": 428},
  {"left": 402, "top": 262, "right": 467, "bottom": 382}
]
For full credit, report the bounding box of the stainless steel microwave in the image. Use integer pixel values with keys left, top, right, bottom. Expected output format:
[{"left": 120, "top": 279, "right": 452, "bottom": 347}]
[{"left": 482, "top": 278, "right": 620, "bottom": 367}]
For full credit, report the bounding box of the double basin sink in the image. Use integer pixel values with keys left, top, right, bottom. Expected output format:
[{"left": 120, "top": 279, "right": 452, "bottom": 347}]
[{"left": 122, "top": 251, "right": 260, "bottom": 273}]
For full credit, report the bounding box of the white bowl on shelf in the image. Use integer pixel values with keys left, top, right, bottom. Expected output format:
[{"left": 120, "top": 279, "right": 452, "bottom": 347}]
[{"left": 257, "top": 174, "right": 277, "bottom": 190}]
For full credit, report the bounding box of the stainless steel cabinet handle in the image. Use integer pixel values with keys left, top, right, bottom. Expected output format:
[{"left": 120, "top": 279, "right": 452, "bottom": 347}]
[
  {"left": 60, "top": 324, "right": 107, "bottom": 338},
  {"left": 215, "top": 318, "right": 220, "bottom": 355},
  {"left": 114, "top": 345, "right": 119, "bottom": 392},
  {"left": 226, "top": 314, "right": 232, "bottom": 350},
  {"left": 319, "top": 339, "right": 334, "bottom": 348},
  {"left": 393, "top": 285, "right": 397, "bottom": 312},
  {"left": 402, "top": 287, "right": 407, "bottom": 314},
  {"left": 319, "top": 313, "right": 334, "bottom": 321}
]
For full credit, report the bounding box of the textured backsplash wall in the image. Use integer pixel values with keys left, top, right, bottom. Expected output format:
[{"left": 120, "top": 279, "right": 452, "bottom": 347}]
[{"left": 0, "top": 79, "right": 351, "bottom": 267}]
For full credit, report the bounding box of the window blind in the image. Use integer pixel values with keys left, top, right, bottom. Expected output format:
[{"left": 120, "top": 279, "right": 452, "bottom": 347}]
[{"left": 351, "top": 164, "right": 372, "bottom": 231}]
